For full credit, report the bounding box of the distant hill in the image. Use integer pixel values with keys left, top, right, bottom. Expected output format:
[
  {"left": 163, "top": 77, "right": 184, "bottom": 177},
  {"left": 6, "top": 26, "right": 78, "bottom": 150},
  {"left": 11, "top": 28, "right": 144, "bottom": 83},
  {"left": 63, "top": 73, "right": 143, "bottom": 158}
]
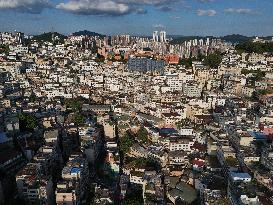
[
  {"left": 170, "top": 36, "right": 210, "bottom": 44},
  {"left": 235, "top": 41, "right": 273, "bottom": 54},
  {"left": 263, "top": 36, "right": 273, "bottom": 41},
  {"left": 32, "top": 32, "right": 67, "bottom": 43},
  {"left": 220, "top": 34, "right": 252, "bottom": 44},
  {"left": 72, "top": 30, "right": 105, "bottom": 37},
  {"left": 170, "top": 34, "right": 254, "bottom": 45}
]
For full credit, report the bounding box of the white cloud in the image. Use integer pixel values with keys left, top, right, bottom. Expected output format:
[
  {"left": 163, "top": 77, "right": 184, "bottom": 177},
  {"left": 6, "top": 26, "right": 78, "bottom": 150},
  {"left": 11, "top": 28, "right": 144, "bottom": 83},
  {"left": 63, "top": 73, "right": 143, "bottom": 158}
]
[
  {"left": 56, "top": 0, "right": 182, "bottom": 16},
  {"left": 0, "top": 0, "right": 50, "bottom": 13},
  {"left": 224, "top": 8, "right": 255, "bottom": 15},
  {"left": 170, "top": 15, "right": 181, "bottom": 19},
  {"left": 153, "top": 24, "right": 165, "bottom": 29},
  {"left": 56, "top": 0, "right": 130, "bottom": 16},
  {"left": 135, "top": 8, "right": 147, "bottom": 14},
  {"left": 198, "top": 0, "right": 214, "bottom": 3},
  {"left": 117, "top": 0, "right": 180, "bottom": 5},
  {"left": 197, "top": 9, "right": 216, "bottom": 16}
]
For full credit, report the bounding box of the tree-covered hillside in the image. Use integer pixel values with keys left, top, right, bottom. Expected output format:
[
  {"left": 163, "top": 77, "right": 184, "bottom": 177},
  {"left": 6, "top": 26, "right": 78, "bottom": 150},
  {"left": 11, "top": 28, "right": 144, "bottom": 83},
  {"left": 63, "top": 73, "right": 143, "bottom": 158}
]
[{"left": 236, "top": 42, "right": 273, "bottom": 53}]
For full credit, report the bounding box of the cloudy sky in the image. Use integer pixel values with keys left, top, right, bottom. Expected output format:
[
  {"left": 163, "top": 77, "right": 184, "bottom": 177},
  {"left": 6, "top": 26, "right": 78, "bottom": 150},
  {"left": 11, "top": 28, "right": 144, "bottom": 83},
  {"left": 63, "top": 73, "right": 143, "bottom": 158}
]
[{"left": 0, "top": 0, "right": 272, "bottom": 36}]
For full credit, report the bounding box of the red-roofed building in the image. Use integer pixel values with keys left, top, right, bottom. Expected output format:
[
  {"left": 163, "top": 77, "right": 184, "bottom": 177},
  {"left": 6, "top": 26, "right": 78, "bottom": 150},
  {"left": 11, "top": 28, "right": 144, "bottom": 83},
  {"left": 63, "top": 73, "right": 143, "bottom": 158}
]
[
  {"left": 260, "top": 124, "right": 273, "bottom": 135},
  {"left": 165, "top": 54, "right": 180, "bottom": 65},
  {"left": 192, "top": 158, "right": 205, "bottom": 171}
]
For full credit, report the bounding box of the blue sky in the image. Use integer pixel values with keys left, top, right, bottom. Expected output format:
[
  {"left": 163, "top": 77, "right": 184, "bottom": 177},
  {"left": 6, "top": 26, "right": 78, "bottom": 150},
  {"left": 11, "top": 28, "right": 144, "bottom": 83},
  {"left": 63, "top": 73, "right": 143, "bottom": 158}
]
[{"left": 0, "top": 0, "right": 272, "bottom": 36}]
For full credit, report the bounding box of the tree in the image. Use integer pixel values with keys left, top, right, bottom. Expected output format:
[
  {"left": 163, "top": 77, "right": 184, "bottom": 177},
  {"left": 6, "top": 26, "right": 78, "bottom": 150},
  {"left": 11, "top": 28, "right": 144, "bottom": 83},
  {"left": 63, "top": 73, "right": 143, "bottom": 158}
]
[
  {"left": 91, "top": 43, "right": 98, "bottom": 53},
  {"left": 0, "top": 45, "right": 10, "bottom": 55},
  {"left": 179, "top": 58, "right": 193, "bottom": 68},
  {"left": 258, "top": 89, "right": 272, "bottom": 95},
  {"left": 31, "top": 32, "right": 66, "bottom": 44},
  {"left": 29, "top": 92, "right": 37, "bottom": 103},
  {"left": 65, "top": 99, "right": 82, "bottom": 111},
  {"left": 245, "top": 69, "right": 265, "bottom": 86},
  {"left": 121, "top": 185, "right": 143, "bottom": 205},
  {"left": 95, "top": 53, "right": 105, "bottom": 63},
  {"left": 18, "top": 113, "right": 38, "bottom": 132},
  {"left": 204, "top": 53, "right": 222, "bottom": 69},
  {"left": 74, "top": 113, "right": 86, "bottom": 125},
  {"left": 235, "top": 42, "right": 273, "bottom": 54},
  {"left": 143, "top": 47, "right": 152, "bottom": 51},
  {"left": 119, "top": 133, "right": 134, "bottom": 153},
  {"left": 137, "top": 127, "right": 148, "bottom": 143},
  {"left": 252, "top": 89, "right": 272, "bottom": 101},
  {"left": 197, "top": 51, "right": 205, "bottom": 61},
  {"left": 241, "top": 68, "right": 251, "bottom": 75},
  {"left": 176, "top": 118, "right": 192, "bottom": 129}
]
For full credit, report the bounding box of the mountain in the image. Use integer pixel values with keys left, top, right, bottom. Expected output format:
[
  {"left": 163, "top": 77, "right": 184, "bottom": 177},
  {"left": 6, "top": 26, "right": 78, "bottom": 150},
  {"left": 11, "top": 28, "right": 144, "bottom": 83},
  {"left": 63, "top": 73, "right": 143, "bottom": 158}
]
[
  {"left": 220, "top": 34, "right": 252, "bottom": 44},
  {"left": 235, "top": 41, "right": 273, "bottom": 53},
  {"left": 263, "top": 36, "right": 273, "bottom": 41},
  {"left": 72, "top": 30, "right": 105, "bottom": 37},
  {"left": 32, "top": 32, "right": 67, "bottom": 43}
]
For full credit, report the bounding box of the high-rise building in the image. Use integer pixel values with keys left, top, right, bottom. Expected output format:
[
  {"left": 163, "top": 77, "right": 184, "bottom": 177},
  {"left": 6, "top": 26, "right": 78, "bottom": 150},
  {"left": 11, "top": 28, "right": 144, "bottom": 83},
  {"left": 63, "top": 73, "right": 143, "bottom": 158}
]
[
  {"left": 153, "top": 31, "right": 159, "bottom": 42},
  {"left": 193, "top": 39, "right": 198, "bottom": 46},
  {"left": 199, "top": 39, "right": 204, "bottom": 46},
  {"left": 160, "top": 31, "right": 167, "bottom": 43},
  {"left": 128, "top": 57, "right": 165, "bottom": 74},
  {"left": 206, "top": 38, "right": 210, "bottom": 46}
]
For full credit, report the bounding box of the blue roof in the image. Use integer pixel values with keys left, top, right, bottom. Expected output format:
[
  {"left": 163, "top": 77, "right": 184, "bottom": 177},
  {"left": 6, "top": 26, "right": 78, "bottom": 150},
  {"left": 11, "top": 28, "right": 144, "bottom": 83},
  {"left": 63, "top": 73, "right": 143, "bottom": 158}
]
[
  {"left": 230, "top": 172, "right": 251, "bottom": 179},
  {"left": 0, "top": 132, "right": 10, "bottom": 144},
  {"left": 71, "top": 167, "right": 81, "bottom": 174},
  {"left": 159, "top": 128, "right": 178, "bottom": 135},
  {"left": 248, "top": 131, "right": 267, "bottom": 140}
]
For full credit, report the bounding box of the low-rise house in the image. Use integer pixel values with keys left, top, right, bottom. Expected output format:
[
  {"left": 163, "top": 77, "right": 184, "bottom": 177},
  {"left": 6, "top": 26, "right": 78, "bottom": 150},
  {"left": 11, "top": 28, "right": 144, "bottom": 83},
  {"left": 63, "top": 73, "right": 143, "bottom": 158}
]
[
  {"left": 16, "top": 163, "right": 53, "bottom": 205},
  {"left": 166, "top": 177, "right": 197, "bottom": 205}
]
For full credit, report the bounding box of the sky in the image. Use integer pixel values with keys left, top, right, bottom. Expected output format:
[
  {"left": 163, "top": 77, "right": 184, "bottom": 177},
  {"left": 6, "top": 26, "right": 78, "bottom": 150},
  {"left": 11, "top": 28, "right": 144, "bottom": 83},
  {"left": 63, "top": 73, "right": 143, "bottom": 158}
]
[{"left": 0, "top": 0, "right": 272, "bottom": 36}]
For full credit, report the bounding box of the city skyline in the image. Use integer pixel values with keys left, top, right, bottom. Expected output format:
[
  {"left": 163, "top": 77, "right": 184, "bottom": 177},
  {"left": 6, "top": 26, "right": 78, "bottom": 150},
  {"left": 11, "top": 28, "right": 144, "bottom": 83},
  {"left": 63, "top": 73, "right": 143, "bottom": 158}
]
[
  {"left": 0, "top": 0, "right": 273, "bottom": 36},
  {"left": 1, "top": 2, "right": 273, "bottom": 204}
]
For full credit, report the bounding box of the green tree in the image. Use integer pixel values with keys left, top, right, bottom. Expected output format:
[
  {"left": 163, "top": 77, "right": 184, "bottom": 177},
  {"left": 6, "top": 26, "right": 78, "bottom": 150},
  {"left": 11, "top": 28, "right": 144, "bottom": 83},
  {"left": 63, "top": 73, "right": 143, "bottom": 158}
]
[
  {"left": 246, "top": 69, "right": 265, "bottom": 86},
  {"left": 235, "top": 42, "right": 273, "bottom": 54},
  {"left": 179, "top": 58, "right": 193, "bottom": 68},
  {"left": 74, "top": 113, "right": 86, "bottom": 125},
  {"left": 258, "top": 89, "right": 272, "bottom": 95},
  {"left": 65, "top": 99, "right": 82, "bottom": 111},
  {"left": 95, "top": 53, "right": 105, "bottom": 63},
  {"left": 241, "top": 68, "right": 251, "bottom": 75},
  {"left": 176, "top": 118, "right": 192, "bottom": 129},
  {"left": 0, "top": 45, "right": 10, "bottom": 55},
  {"left": 29, "top": 92, "right": 37, "bottom": 103},
  {"left": 137, "top": 127, "right": 148, "bottom": 143},
  {"left": 255, "top": 69, "right": 266, "bottom": 80},
  {"left": 91, "top": 43, "right": 98, "bottom": 53},
  {"left": 252, "top": 89, "right": 273, "bottom": 101},
  {"left": 197, "top": 51, "right": 205, "bottom": 61},
  {"left": 119, "top": 133, "right": 134, "bottom": 153},
  {"left": 121, "top": 185, "right": 143, "bottom": 205},
  {"left": 204, "top": 53, "right": 222, "bottom": 69},
  {"left": 18, "top": 113, "right": 38, "bottom": 132},
  {"left": 32, "top": 32, "right": 66, "bottom": 44}
]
